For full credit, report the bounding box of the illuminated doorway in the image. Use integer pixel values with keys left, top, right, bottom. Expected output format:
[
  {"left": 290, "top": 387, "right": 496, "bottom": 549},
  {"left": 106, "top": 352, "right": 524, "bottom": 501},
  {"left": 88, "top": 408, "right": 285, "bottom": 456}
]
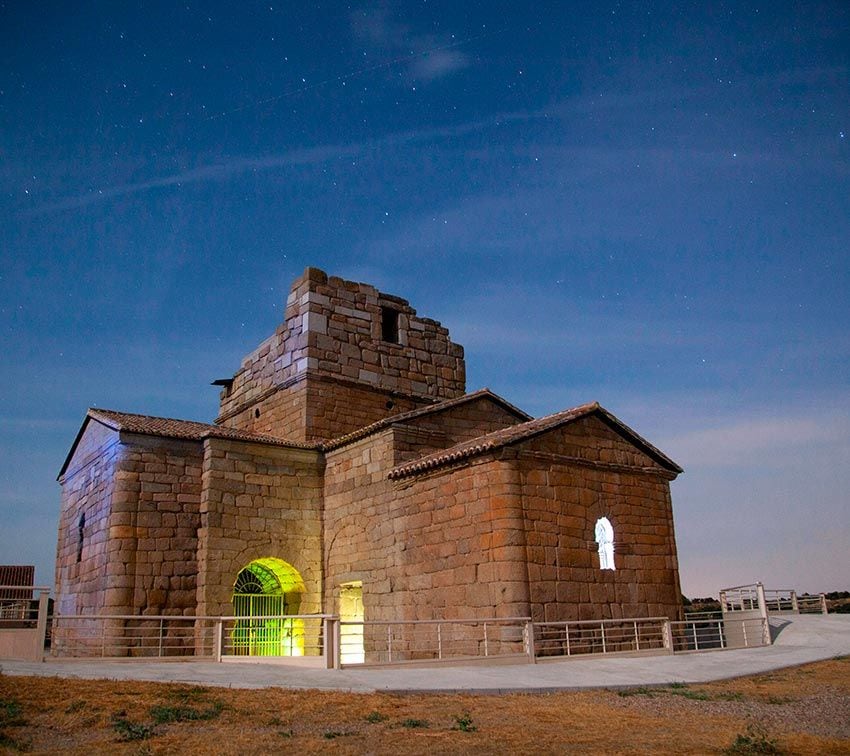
[
  {"left": 231, "top": 558, "right": 306, "bottom": 656},
  {"left": 339, "top": 581, "right": 364, "bottom": 664}
]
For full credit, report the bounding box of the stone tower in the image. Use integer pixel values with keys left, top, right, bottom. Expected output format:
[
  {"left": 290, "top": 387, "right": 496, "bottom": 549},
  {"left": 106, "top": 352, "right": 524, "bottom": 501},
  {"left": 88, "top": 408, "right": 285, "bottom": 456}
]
[{"left": 214, "top": 267, "right": 466, "bottom": 442}]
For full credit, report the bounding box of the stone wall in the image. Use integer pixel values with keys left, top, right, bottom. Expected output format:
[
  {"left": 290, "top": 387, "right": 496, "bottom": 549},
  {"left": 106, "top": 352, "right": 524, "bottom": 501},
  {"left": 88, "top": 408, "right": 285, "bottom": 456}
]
[
  {"left": 322, "top": 398, "right": 535, "bottom": 624},
  {"left": 390, "top": 396, "right": 527, "bottom": 464},
  {"left": 55, "top": 420, "right": 121, "bottom": 617},
  {"left": 196, "top": 438, "right": 324, "bottom": 618},
  {"left": 323, "top": 432, "right": 398, "bottom": 619},
  {"left": 110, "top": 434, "right": 204, "bottom": 616},
  {"left": 55, "top": 425, "right": 204, "bottom": 656},
  {"left": 305, "top": 376, "right": 428, "bottom": 442},
  {"left": 323, "top": 411, "right": 682, "bottom": 640},
  {"left": 216, "top": 267, "right": 465, "bottom": 442},
  {"left": 517, "top": 415, "right": 682, "bottom": 622},
  {"left": 387, "top": 456, "right": 532, "bottom": 620}
]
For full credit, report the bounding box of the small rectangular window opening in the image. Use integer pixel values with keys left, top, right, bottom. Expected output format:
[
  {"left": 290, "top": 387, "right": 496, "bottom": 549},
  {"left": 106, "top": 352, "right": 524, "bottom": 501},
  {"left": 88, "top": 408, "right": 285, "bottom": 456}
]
[{"left": 381, "top": 307, "right": 400, "bottom": 343}]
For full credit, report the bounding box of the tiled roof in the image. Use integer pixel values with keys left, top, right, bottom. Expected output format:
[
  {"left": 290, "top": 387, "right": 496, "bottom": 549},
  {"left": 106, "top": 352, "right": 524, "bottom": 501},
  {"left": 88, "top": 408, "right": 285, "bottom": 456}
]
[
  {"left": 388, "top": 402, "right": 683, "bottom": 479},
  {"left": 321, "top": 388, "right": 531, "bottom": 451},
  {"left": 88, "top": 408, "right": 318, "bottom": 449}
]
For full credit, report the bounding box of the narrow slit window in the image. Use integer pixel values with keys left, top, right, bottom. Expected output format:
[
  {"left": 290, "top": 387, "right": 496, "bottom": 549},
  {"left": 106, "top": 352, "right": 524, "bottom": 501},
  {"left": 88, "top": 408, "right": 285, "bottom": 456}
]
[
  {"left": 77, "top": 513, "right": 86, "bottom": 563},
  {"left": 381, "top": 307, "right": 400, "bottom": 343}
]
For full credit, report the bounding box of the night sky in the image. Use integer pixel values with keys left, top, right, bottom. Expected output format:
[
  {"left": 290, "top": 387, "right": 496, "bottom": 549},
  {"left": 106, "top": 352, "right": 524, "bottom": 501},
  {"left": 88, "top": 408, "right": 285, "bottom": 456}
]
[{"left": 2, "top": 1, "right": 848, "bottom": 598}]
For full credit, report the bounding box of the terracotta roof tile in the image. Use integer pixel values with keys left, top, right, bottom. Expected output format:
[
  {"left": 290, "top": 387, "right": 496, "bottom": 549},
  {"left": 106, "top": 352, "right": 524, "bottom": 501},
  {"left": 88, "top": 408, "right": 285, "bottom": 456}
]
[
  {"left": 87, "top": 408, "right": 318, "bottom": 449},
  {"left": 388, "top": 402, "right": 682, "bottom": 479},
  {"left": 321, "top": 388, "right": 531, "bottom": 451}
]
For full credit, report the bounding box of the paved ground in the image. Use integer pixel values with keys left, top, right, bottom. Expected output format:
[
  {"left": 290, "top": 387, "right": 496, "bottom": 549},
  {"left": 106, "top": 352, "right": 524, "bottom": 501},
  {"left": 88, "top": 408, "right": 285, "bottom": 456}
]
[{"left": 2, "top": 614, "right": 848, "bottom": 693}]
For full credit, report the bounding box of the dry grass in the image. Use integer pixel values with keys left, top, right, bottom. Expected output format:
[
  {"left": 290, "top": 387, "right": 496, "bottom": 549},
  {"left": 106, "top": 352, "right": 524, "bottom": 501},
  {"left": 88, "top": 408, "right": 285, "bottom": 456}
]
[{"left": 0, "top": 657, "right": 848, "bottom": 754}]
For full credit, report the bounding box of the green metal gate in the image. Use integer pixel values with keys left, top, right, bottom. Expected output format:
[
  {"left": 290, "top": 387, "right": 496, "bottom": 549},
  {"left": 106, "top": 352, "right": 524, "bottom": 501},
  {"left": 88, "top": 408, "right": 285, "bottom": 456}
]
[{"left": 231, "top": 559, "right": 305, "bottom": 657}]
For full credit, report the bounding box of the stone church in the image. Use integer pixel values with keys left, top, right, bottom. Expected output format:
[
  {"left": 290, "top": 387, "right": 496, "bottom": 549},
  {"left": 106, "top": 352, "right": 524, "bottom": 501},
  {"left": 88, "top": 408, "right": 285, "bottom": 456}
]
[{"left": 55, "top": 267, "right": 684, "bottom": 641}]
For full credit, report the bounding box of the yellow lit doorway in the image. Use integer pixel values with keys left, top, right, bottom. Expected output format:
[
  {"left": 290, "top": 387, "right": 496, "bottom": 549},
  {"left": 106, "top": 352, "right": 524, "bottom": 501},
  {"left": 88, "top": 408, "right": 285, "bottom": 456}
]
[{"left": 339, "top": 581, "right": 364, "bottom": 664}]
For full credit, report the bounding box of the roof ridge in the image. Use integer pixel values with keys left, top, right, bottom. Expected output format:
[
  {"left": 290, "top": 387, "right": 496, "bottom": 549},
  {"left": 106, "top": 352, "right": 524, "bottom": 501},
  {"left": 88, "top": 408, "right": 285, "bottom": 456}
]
[
  {"left": 320, "top": 388, "right": 530, "bottom": 451},
  {"left": 388, "top": 401, "right": 681, "bottom": 480}
]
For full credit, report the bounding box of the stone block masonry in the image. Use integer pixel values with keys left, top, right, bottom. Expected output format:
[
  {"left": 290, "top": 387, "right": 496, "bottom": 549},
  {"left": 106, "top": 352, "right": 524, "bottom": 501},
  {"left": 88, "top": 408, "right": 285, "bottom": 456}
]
[
  {"left": 55, "top": 266, "right": 684, "bottom": 658},
  {"left": 196, "top": 438, "right": 324, "bottom": 618},
  {"left": 216, "top": 267, "right": 466, "bottom": 442}
]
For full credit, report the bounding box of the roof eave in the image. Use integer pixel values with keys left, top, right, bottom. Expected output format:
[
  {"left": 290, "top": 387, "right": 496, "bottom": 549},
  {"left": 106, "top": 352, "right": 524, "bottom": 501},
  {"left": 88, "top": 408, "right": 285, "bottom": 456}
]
[
  {"left": 57, "top": 411, "right": 117, "bottom": 480},
  {"left": 388, "top": 402, "right": 684, "bottom": 481}
]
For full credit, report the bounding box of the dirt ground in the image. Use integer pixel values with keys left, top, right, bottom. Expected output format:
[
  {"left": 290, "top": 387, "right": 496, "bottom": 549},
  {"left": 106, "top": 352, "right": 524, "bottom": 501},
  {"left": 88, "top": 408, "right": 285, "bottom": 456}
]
[{"left": 1, "top": 656, "right": 848, "bottom": 754}]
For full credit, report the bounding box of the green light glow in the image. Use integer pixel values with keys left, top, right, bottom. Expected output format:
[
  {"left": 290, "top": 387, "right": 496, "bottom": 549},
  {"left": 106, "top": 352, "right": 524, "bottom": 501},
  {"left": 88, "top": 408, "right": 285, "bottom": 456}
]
[{"left": 231, "top": 558, "right": 307, "bottom": 657}]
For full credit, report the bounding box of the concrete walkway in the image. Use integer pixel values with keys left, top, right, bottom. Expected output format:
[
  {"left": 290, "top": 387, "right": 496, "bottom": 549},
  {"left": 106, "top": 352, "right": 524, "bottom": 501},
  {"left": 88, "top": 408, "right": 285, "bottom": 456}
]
[{"left": 2, "top": 614, "right": 848, "bottom": 694}]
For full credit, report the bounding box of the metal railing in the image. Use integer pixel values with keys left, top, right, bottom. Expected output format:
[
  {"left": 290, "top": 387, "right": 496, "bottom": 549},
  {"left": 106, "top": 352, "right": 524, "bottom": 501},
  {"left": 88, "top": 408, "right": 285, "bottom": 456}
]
[
  {"left": 52, "top": 615, "right": 219, "bottom": 658},
  {"left": 763, "top": 589, "right": 796, "bottom": 612},
  {"left": 51, "top": 613, "right": 337, "bottom": 662},
  {"left": 40, "top": 609, "right": 781, "bottom": 666},
  {"left": 682, "top": 610, "right": 723, "bottom": 621},
  {"left": 0, "top": 586, "right": 51, "bottom": 661},
  {"left": 797, "top": 594, "right": 828, "bottom": 614},
  {"left": 670, "top": 618, "right": 725, "bottom": 651},
  {"left": 720, "top": 584, "right": 762, "bottom": 612},
  {"left": 720, "top": 583, "right": 828, "bottom": 616},
  {"left": 670, "top": 617, "right": 769, "bottom": 652},
  {"left": 533, "top": 617, "right": 669, "bottom": 658},
  {"left": 0, "top": 599, "right": 39, "bottom": 625},
  {"left": 218, "top": 614, "right": 329, "bottom": 659},
  {"left": 338, "top": 617, "right": 531, "bottom": 666}
]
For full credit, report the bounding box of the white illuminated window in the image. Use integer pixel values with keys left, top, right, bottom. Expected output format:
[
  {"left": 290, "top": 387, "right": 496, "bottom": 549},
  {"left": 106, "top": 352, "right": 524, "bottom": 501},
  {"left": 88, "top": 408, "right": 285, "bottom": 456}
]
[{"left": 595, "top": 517, "right": 615, "bottom": 570}]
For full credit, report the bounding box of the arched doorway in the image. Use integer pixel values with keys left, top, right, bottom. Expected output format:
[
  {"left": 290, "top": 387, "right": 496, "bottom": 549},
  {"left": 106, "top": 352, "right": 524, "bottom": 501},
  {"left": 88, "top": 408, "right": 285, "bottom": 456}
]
[{"left": 231, "top": 558, "right": 306, "bottom": 656}]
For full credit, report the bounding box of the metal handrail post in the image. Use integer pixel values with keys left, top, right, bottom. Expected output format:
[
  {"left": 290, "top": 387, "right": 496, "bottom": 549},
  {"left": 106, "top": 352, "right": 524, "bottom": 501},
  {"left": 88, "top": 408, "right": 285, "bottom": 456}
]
[
  {"left": 756, "top": 582, "right": 768, "bottom": 620},
  {"left": 334, "top": 618, "right": 342, "bottom": 669},
  {"left": 387, "top": 625, "right": 392, "bottom": 663},
  {"left": 322, "top": 617, "right": 338, "bottom": 669},
  {"left": 662, "top": 620, "right": 673, "bottom": 653},
  {"left": 483, "top": 622, "right": 488, "bottom": 657},
  {"left": 213, "top": 620, "right": 223, "bottom": 662},
  {"left": 437, "top": 623, "right": 442, "bottom": 660},
  {"left": 524, "top": 620, "right": 536, "bottom": 663},
  {"left": 634, "top": 620, "right": 639, "bottom": 651},
  {"left": 600, "top": 623, "right": 606, "bottom": 654},
  {"left": 31, "top": 589, "right": 49, "bottom": 662}
]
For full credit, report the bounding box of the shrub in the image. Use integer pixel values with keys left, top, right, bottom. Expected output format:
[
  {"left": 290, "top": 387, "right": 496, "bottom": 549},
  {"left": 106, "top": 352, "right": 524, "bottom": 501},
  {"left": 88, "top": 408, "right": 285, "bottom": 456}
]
[
  {"left": 402, "top": 718, "right": 429, "bottom": 729},
  {"left": 0, "top": 700, "right": 25, "bottom": 728},
  {"left": 617, "top": 687, "right": 656, "bottom": 698},
  {"left": 725, "top": 724, "right": 781, "bottom": 754},
  {"left": 149, "top": 702, "right": 222, "bottom": 724},
  {"left": 111, "top": 713, "right": 154, "bottom": 742}
]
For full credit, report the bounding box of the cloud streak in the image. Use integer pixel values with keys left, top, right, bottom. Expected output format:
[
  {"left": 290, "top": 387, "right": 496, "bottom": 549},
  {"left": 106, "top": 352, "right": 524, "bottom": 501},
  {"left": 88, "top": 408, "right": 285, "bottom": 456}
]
[
  {"left": 24, "top": 62, "right": 844, "bottom": 216},
  {"left": 350, "top": 6, "right": 470, "bottom": 82}
]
